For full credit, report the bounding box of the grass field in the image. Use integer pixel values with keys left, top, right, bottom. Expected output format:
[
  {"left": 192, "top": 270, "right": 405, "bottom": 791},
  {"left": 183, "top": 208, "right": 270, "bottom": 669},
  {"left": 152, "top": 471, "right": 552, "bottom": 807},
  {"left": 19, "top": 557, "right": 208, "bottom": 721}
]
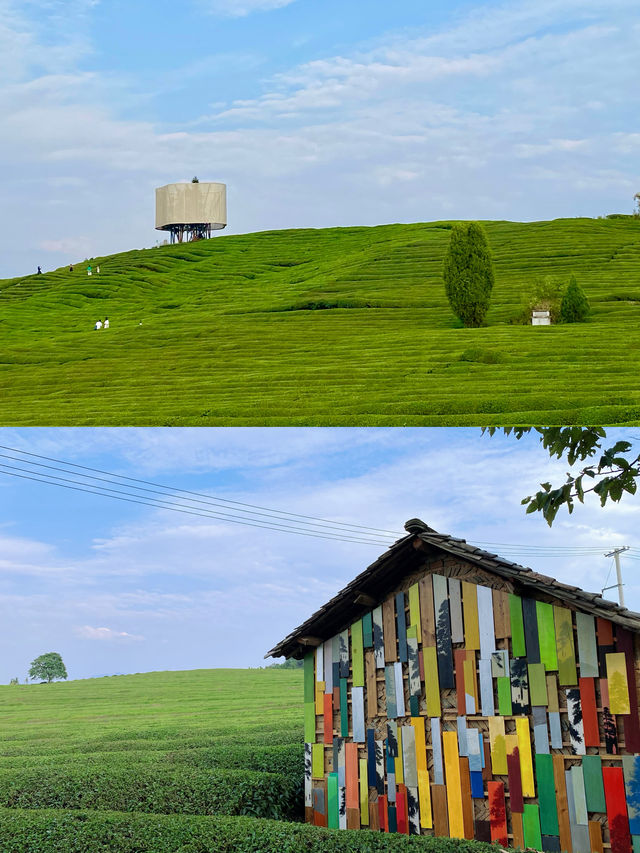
[
  {"left": 1, "top": 217, "right": 639, "bottom": 426},
  {"left": 0, "top": 669, "right": 492, "bottom": 852}
]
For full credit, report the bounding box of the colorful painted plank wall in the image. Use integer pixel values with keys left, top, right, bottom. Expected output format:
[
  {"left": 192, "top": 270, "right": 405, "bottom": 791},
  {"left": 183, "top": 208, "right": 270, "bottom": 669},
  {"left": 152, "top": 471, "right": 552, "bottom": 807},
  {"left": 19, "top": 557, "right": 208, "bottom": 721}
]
[{"left": 303, "top": 563, "right": 640, "bottom": 852}]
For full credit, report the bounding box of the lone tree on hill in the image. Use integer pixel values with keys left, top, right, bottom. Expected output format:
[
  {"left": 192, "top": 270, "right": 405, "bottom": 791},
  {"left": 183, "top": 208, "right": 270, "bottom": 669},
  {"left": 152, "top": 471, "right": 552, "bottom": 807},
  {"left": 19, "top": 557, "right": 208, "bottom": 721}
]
[
  {"left": 28, "top": 652, "right": 68, "bottom": 683},
  {"left": 443, "top": 222, "right": 495, "bottom": 327},
  {"left": 560, "top": 275, "right": 590, "bottom": 323}
]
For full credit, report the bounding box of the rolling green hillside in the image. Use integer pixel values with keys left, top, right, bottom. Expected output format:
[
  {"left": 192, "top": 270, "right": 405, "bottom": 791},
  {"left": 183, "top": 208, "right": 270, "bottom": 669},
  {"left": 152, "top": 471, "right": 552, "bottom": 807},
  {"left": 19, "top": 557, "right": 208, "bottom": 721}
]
[
  {"left": 0, "top": 669, "right": 491, "bottom": 852},
  {"left": 1, "top": 218, "right": 639, "bottom": 425}
]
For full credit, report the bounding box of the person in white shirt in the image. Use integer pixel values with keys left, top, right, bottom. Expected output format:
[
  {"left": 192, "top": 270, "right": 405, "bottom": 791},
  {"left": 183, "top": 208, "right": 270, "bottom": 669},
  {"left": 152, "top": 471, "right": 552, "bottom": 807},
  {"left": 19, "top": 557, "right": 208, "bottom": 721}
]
[
  {"left": 94, "top": 320, "right": 102, "bottom": 331},
  {"left": 104, "top": 318, "right": 109, "bottom": 329}
]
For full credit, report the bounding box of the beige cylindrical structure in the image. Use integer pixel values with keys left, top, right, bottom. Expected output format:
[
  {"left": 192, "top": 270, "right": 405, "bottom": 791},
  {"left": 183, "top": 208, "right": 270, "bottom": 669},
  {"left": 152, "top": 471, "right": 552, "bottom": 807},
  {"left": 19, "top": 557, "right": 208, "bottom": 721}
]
[{"left": 155, "top": 182, "right": 227, "bottom": 242}]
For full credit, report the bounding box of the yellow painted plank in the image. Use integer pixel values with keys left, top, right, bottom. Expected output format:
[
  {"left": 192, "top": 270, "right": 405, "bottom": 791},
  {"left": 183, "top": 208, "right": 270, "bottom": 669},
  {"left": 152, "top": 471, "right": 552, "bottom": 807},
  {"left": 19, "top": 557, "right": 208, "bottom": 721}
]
[
  {"left": 411, "top": 717, "right": 428, "bottom": 773},
  {"left": 359, "top": 758, "right": 369, "bottom": 825},
  {"left": 463, "top": 653, "right": 478, "bottom": 711},
  {"left": 516, "top": 717, "right": 535, "bottom": 797},
  {"left": 315, "top": 681, "right": 325, "bottom": 714},
  {"left": 606, "top": 652, "right": 631, "bottom": 714},
  {"left": 408, "top": 582, "right": 422, "bottom": 643},
  {"left": 418, "top": 768, "right": 433, "bottom": 829},
  {"left": 312, "top": 743, "right": 324, "bottom": 779},
  {"left": 423, "top": 646, "right": 441, "bottom": 717},
  {"left": 443, "top": 731, "right": 464, "bottom": 838},
  {"left": 505, "top": 733, "right": 518, "bottom": 755},
  {"left": 462, "top": 581, "right": 480, "bottom": 650},
  {"left": 488, "top": 716, "right": 508, "bottom": 775}
]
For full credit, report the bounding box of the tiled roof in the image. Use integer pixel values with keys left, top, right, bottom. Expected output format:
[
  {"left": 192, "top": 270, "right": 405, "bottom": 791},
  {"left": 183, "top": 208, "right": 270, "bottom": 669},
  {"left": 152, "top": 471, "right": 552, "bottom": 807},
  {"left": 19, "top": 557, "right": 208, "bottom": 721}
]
[{"left": 266, "top": 518, "right": 640, "bottom": 659}]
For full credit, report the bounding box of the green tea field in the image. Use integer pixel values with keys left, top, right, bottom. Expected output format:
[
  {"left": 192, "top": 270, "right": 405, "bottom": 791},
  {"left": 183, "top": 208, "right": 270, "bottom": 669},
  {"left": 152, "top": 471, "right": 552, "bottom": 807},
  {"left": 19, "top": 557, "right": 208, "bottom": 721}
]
[
  {"left": 0, "top": 669, "right": 491, "bottom": 852},
  {"left": 1, "top": 217, "right": 639, "bottom": 426}
]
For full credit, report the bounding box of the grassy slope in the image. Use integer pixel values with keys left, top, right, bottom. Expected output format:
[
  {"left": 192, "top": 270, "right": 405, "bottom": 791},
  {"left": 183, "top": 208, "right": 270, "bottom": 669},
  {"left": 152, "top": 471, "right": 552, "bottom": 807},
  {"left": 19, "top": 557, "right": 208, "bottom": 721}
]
[
  {"left": 1, "top": 218, "right": 639, "bottom": 425},
  {"left": 0, "top": 668, "right": 302, "bottom": 765},
  {"left": 0, "top": 669, "right": 493, "bottom": 852}
]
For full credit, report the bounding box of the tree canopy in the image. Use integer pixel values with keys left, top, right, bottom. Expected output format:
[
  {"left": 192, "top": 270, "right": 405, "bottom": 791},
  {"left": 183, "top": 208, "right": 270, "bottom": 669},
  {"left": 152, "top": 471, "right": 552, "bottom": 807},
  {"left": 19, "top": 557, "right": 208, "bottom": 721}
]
[
  {"left": 485, "top": 427, "right": 639, "bottom": 525},
  {"left": 28, "top": 652, "right": 68, "bottom": 683},
  {"left": 443, "top": 222, "right": 495, "bottom": 327},
  {"left": 560, "top": 275, "right": 590, "bottom": 323}
]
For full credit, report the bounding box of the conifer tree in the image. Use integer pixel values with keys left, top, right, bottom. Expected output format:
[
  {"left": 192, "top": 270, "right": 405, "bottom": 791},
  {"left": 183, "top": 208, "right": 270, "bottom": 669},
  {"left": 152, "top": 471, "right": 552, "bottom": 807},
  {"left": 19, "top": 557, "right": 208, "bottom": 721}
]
[
  {"left": 560, "top": 275, "right": 590, "bottom": 323},
  {"left": 443, "top": 222, "right": 495, "bottom": 327}
]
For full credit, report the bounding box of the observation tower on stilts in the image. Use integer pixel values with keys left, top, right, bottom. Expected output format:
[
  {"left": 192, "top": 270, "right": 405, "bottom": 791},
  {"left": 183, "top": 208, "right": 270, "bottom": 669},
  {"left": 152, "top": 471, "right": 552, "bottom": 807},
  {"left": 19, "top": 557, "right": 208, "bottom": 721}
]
[{"left": 155, "top": 180, "right": 227, "bottom": 243}]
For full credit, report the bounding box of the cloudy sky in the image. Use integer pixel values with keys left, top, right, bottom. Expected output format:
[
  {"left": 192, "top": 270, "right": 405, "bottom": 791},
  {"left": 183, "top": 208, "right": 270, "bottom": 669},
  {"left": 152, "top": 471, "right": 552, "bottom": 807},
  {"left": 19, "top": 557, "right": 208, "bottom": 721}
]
[
  {"left": 1, "top": 0, "right": 637, "bottom": 276},
  {"left": 0, "top": 427, "right": 638, "bottom": 682}
]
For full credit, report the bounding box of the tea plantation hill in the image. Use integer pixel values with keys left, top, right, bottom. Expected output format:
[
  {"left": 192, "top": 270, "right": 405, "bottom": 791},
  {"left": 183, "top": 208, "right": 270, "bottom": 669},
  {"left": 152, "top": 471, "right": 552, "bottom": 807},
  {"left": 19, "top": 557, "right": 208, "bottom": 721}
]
[
  {"left": 0, "top": 669, "right": 493, "bottom": 852},
  {"left": 1, "top": 217, "right": 639, "bottom": 426}
]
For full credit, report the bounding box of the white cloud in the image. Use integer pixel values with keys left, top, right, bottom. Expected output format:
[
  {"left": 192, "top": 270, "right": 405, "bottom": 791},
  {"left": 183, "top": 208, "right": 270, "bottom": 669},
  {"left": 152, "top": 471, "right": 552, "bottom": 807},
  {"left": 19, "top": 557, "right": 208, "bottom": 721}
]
[
  {"left": 76, "top": 625, "right": 144, "bottom": 641},
  {"left": 0, "top": 0, "right": 638, "bottom": 273},
  {"left": 200, "top": 0, "right": 296, "bottom": 17},
  {"left": 0, "top": 427, "right": 638, "bottom": 681}
]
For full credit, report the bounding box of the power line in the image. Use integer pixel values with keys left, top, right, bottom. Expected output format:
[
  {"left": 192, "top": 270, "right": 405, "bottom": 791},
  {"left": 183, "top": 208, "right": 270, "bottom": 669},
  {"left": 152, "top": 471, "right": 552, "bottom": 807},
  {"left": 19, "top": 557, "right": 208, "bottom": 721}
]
[
  {"left": 0, "top": 445, "right": 635, "bottom": 558},
  {"left": 0, "top": 468, "right": 393, "bottom": 547},
  {"left": 0, "top": 445, "right": 403, "bottom": 539}
]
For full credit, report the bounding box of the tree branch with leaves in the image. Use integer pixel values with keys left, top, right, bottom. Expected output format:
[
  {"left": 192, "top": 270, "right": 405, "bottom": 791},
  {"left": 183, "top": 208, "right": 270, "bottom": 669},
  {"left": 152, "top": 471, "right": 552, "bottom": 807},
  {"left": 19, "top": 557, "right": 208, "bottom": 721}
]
[{"left": 484, "top": 427, "right": 639, "bottom": 525}]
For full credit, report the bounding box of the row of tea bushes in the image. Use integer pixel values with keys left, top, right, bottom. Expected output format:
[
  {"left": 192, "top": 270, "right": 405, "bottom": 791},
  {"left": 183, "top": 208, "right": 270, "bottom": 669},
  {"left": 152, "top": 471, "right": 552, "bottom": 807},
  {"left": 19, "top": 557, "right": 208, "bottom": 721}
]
[{"left": 0, "top": 808, "right": 497, "bottom": 853}]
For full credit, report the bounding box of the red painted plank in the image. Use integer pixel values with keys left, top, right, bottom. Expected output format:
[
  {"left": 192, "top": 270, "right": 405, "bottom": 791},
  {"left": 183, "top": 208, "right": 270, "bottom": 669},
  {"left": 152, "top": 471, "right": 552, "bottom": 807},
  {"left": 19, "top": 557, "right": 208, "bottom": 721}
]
[
  {"left": 603, "top": 766, "right": 632, "bottom": 853},
  {"left": 579, "top": 677, "right": 600, "bottom": 747},
  {"left": 345, "top": 743, "right": 359, "bottom": 809},
  {"left": 323, "top": 693, "right": 333, "bottom": 745},
  {"left": 396, "top": 784, "right": 409, "bottom": 835},
  {"left": 507, "top": 747, "right": 524, "bottom": 813},
  {"left": 482, "top": 737, "right": 492, "bottom": 782},
  {"left": 597, "top": 617, "right": 614, "bottom": 645},
  {"left": 379, "top": 794, "right": 388, "bottom": 832},
  {"left": 487, "top": 781, "right": 508, "bottom": 846},
  {"left": 455, "top": 649, "right": 467, "bottom": 715},
  {"left": 615, "top": 628, "right": 640, "bottom": 753}
]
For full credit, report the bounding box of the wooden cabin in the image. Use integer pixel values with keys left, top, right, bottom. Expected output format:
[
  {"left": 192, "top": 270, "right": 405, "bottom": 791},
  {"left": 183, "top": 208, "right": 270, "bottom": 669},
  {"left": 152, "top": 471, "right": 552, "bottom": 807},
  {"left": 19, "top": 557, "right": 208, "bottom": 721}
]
[{"left": 266, "top": 518, "right": 640, "bottom": 852}]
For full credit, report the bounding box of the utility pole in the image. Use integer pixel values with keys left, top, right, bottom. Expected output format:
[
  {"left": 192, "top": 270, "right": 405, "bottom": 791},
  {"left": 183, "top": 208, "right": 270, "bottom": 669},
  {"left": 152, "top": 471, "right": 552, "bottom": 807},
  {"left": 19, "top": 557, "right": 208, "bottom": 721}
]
[{"left": 603, "top": 546, "right": 630, "bottom": 606}]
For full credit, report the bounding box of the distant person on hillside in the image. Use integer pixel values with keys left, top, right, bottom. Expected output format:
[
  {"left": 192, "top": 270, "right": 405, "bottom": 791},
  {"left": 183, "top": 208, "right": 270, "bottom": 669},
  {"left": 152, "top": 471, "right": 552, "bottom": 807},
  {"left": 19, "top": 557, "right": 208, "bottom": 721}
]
[
  {"left": 97, "top": 265, "right": 101, "bottom": 274},
  {"left": 37, "top": 266, "right": 42, "bottom": 274},
  {"left": 104, "top": 317, "right": 109, "bottom": 329},
  {"left": 87, "top": 265, "right": 92, "bottom": 276},
  {"left": 69, "top": 264, "right": 74, "bottom": 273},
  {"left": 94, "top": 320, "right": 102, "bottom": 331}
]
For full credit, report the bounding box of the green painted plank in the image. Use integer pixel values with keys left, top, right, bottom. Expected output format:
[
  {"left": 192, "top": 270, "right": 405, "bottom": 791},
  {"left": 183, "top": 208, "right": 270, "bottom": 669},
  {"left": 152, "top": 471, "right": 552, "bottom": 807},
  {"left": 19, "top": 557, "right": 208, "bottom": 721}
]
[
  {"left": 523, "top": 804, "right": 543, "bottom": 851},
  {"left": 312, "top": 743, "right": 324, "bottom": 779},
  {"left": 351, "top": 620, "right": 365, "bottom": 687},
  {"left": 362, "top": 612, "right": 373, "bottom": 648},
  {"left": 554, "top": 606, "right": 577, "bottom": 686},
  {"left": 535, "top": 754, "right": 559, "bottom": 836},
  {"left": 304, "top": 652, "right": 315, "bottom": 702},
  {"left": 340, "top": 678, "right": 349, "bottom": 737},
  {"left": 536, "top": 601, "right": 558, "bottom": 671},
  {"left": 304, "top": 702, "right": 316, "bottom": 743},
  {"left": 509, "top": 594, "right": 526, "bottom": 657},
  {"left": 328, "top": 772, "right": 339, "bottom": 828},
  {"left": 528, "top": 663, "right": 548, "bottom": 706},
  {"left": 497, "top": 677, "right": 512, "bottom": 715}
]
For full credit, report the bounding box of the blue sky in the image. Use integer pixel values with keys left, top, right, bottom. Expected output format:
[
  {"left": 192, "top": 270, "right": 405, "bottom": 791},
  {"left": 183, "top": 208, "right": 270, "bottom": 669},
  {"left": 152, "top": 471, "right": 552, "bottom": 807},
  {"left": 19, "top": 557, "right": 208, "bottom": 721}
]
[
  {"left": 0, "top": 427, "right": 638, "bottom": 682},
  {"left": 0, "top": 0, "right": 637, "bottom": 275}
]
